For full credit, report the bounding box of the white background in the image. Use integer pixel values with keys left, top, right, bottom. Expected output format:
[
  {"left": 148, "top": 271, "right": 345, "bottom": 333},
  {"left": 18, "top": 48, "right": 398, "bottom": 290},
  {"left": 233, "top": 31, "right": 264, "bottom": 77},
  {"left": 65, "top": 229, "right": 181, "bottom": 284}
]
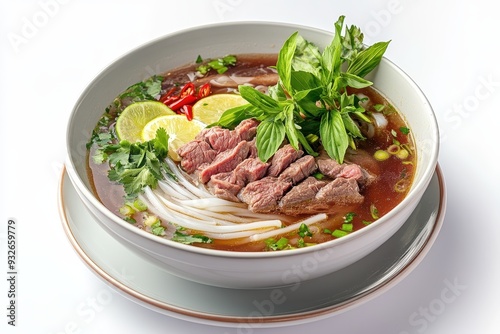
[{"left": 1, "top": 0, "right": 499, "bottom": 333}]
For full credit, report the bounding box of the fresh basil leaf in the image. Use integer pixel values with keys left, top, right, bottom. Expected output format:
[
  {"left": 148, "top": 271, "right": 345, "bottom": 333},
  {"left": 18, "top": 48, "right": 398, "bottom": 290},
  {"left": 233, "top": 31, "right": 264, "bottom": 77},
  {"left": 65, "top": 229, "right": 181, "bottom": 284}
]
[
  {"left": 291, "top": 35, "right": 322, "bottom": 77},
  {"left": 341, "top": 113, "right": 364, "bottom": 138},
  {"left": 293, "top": 87, "right": 324, "bottom": 117},
  {"left": 290, "top": 70, "right": 322, "bottom": 92},
  {"left": 239, "top": 85, "right": 282, "bottom": 113},
  {"left": 213, "top": 103, "right": 255, "bottom": 128},
  {"left": 283, "top": 104, "right": 299, "bottom": 150},
  {"left": 277, "top": 32, "right": 298, "bottom": 93},
  {"left": 341, "top": 72, "right": 373, "bottom": 89},
  {"left": 341, "top": 24, "right": 364, "bottom": 62},
  {"left": 267, "top": 83, "right": 288, "bottom": 101},
  {"left": 347, "top": 41, "right": 390, "bottom": 78},
  {"left": 296, "top": 129, "right": 318, "bottom": 157},
  {"left": 320, "top": 110, "right": 349, "bottom": 163},
  {"left": 256, "top": 120, "right": 286, "bottom": 162},
  {"left": 321, "top": 16, "right": 344, "bottom": 85}
]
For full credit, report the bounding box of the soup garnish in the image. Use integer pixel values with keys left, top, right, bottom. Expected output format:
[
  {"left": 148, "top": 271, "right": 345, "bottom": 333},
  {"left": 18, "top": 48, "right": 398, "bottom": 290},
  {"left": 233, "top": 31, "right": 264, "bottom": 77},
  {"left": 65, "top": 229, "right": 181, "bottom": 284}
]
[{"left": 87, "top": 16, "right": 415, "bottom": 252}]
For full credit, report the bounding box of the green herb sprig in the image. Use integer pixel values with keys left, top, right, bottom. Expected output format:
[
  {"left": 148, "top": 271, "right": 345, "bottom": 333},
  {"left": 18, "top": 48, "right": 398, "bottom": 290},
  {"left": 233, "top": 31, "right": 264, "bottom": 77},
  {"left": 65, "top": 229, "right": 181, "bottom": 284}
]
[
  {"left": 196, "top": 55, "right": 237, "bottom": 75},
  {"left": 215, "top": 16, "right": 390, "bottom": 163},
  {"left": 114, "top": 75, "right": 164, "bottom": 109},
  {"left": 93, "top": 128, "right": 173, "bottom": 199}
]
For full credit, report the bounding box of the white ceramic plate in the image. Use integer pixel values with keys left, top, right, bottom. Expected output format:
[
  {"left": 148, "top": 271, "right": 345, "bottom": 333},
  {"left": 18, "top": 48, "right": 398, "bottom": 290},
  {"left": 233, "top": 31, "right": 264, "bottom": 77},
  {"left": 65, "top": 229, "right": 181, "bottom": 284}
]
[{"left": 58, "top": 165, "right": 446, "bottom": 327}]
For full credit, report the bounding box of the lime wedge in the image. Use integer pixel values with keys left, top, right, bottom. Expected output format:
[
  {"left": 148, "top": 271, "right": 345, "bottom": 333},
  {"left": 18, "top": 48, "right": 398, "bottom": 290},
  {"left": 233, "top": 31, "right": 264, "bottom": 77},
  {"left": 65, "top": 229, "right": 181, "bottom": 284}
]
[
  {"left": 142, "top": 115, "right": 206, "bottom": 161},
  {"left": 192, "top": 94, "right": 248, "bottom": 125},
  {"left": 115, "top": 101, "right": 175, "bottom": 142}
]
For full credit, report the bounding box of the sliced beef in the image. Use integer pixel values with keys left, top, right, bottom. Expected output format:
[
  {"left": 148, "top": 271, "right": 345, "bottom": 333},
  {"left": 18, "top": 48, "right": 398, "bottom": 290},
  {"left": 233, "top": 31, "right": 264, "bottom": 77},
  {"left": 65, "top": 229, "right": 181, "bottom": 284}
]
[
  {"left": 247, "top": 138, "right": 258, "bottom": 159},
  {"left": 198, "top": 141, "right": 250, "bottom": 183},
  {"left": 207, "top": 158, "right": 269, "bottom": 202},
  {"left": 234, "top": 118, "right": 259, "bottom": 141},
  {"left": 233, "top": 158, "right": 269, "bottom": 184},
  {"left": 207, "top": 172, "right": 243, "bottom": 202},
  {"left": 316, "top": 156, "right": 344, "bottom": 178},
  {"left": 316, "top": 152, "right": 377, "bottom": 187},
  {"left": 195, "top": 118, "right": 259, "bottom": 153},
  {"left": 238, "top": 177, "right": 292, "bottom": 213},
  {"left": 239, "top": 156, "right": 316, "bottom": 212},
  {"left": 315, "top": 177, "right": 364, "bottom": 205},
  {"left": 279, "top": 177, "right": 328, "bottom": 208},
  {"left": 196, "top": 127, "right": 241, "bottom": 153},
  {"left": 278, "top": 155, "right": 317, "bottom": 185},
  {"left": 177, "top": 140, "right": 217, "bottom": 174},
  {"left": 279, "top": 177, "right": 364, "bottom": 215},
  {"left": 267, "top": 144, "right": 303, "bottom": 177}
]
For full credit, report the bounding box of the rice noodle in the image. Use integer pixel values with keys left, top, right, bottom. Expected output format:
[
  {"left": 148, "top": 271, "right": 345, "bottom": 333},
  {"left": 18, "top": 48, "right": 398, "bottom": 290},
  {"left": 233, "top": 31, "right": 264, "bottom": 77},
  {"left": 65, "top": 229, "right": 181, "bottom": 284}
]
[
  {"left": 143, "top": 157, "right": 327, "bottom": 243},
  {"left": 247, "top": 214, "right": 327, "bottom": 242},
  {"left": 141, "top": 187, "right": 283, "bottom": 234}
]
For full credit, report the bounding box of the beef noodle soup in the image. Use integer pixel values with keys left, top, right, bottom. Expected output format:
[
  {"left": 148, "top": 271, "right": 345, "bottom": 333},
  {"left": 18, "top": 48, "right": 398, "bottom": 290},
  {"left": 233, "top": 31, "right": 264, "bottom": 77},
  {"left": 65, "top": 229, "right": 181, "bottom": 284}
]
[{"left": 87, "top": 53, "right": 416, "bottom": 252}]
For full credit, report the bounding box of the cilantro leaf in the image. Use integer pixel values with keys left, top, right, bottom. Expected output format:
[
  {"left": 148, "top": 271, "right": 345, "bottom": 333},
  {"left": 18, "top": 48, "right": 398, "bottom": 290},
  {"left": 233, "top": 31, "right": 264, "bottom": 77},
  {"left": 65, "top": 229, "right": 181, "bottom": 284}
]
[
  {"left": 93, "top": 128, "right": 172, "bottom": 199},
  {"left": 172, "top": 231, "right": 213, "bottom": 245},
  {"left": 115, "top": 75, "right": 164, "bottom": 108}
]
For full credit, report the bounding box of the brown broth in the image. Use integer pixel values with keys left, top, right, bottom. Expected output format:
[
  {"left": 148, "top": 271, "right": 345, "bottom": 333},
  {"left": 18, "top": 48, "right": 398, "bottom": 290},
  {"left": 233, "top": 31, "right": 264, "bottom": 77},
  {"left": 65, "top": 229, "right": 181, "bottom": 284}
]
[{"left": 87, "top": 54, "right": 416, "bottom": 252}]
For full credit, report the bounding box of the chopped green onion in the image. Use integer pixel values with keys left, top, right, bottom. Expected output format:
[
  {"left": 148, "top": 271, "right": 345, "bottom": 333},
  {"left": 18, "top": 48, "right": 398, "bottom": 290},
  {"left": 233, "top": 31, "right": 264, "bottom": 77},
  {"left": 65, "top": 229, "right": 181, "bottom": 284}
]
[
  {"left": 373, "top": 104, "right": 385, "bottom": 112},
  {"left": 394, "top": 178, "right": 411, "bottom": 193},
  {"left": 298, "top": 223, "right": 313, "bottom": 237},
  {"left": 374, "top": 149, "right": 390, "bottom": 161},
  {"left": 313, "top": 172, "right": 325, "bottom": 180},
  {"left": 265, "top": 237, "right": 290, "bottom": 251},
  {"left": 143, "top": 215, "right": 160, "bottom": 227},
  {"left": 370, "top": 204, "right": 379, "bottom": 220},
  {"left": 387, "top": 144, "right": 401, "bottom": 155},
  {"left": 123, "top": 216, "right": 136, "bottom": 224},
  {"left": 396, "top": 149, "right": 409, "bottom": 160},
  {"left": 332, "top": 229, "right": 349, "bottom": 238},
  {"left": 400, "top": 126, "right": 410, "bottom": 135},
  {"left": 119, "top": 204, "right": 135, "bottom": 216},
  {"left": 306, "top": 133, "right": 319, "bottom": 144},
  {"left": 132, "top": 199, "right": 147, "bottom": 211},
  {"left": 341, "top": 223, "right": 353, "bottom": 232},
  {"left": 344, "top": 212, "right": 355, "bottom": 223}
]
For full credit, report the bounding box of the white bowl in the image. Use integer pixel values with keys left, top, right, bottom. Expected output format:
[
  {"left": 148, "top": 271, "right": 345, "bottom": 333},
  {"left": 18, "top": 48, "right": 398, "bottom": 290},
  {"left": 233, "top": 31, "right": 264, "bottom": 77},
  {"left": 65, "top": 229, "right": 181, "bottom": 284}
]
[{"left": 65, "top": 22, "right": 439, "bottom": 289}]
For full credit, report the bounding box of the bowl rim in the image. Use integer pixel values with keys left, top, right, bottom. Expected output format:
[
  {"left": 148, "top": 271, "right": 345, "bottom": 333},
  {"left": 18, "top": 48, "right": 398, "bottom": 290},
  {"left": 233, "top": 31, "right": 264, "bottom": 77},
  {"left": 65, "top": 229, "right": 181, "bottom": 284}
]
[{"left": 65, "top": 20, "right": 439, "bottom": 259}]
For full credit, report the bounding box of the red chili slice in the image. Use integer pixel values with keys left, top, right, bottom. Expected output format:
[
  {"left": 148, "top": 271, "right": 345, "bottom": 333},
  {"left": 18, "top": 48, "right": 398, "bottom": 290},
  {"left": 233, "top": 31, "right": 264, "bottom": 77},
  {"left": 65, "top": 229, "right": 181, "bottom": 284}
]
[
  {"left": 179, "top": 82, "right": 195, "bottom": 98},
  {"left": 168, "top": 94, "right": 197, "bottom": 111},
  {"left": 197, "top": 83, "right": 211, "bottom": 99},
  {"left": 180, "top": 105, "right": 194, "bottom": 121},
  {"left": 159, "top": 87, "right": 177, "bottom": 103}
]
